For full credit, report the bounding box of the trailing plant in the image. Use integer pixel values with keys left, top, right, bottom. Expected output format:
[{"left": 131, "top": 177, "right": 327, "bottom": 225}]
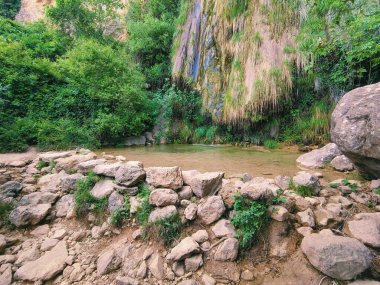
[{"left": 231, "top": 194, "right": 268, "bottom": 252}]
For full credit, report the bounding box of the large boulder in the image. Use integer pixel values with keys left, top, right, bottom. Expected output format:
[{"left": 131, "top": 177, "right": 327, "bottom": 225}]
[
  {"left": 346, "top": 213, "right": 380, "bottom": 248},
  {"left": 38, "top": 172, "right": 68, "bottom": 192},
  {"left": 149, "top": 188, "right": 178, "bottom": 207},
  {"left": 296, "top": 143, "right": 342, "bottom": 169},
  {"left": 115, "top": 162, "right": 146, "bottom": 187},
  {"left": 301, "top": 233, "right": 372, "bottom": 280},
  {"left": 9, "top": 204, "right": 51, "bottom": 227},
  {"left": 197, "top": 196, "right": 225, "bottom": 225},
  {"left": 14, "top": 241, "right": 68, "bottom": 282},
  {"left": 331, "top": 83, "right": 380, "bottom": 179},
  {"left": 185, "top": 172, "right": 224, "bottom": 197},
  {"left": 146, "top": 167, "right": 183, "bottom": 190}
]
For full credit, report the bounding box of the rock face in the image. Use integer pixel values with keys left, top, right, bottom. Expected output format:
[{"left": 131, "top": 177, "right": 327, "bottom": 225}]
[
  {"left": 301, "top": 233, "right": 372, "bottom": 280},
  {"left": 146, "top": 167, "right": 183, "bottom": 190},
  {"left": 197, "top": 196, "right": 225, "bottom": 225},
  {"left": 346, "top": 213, "right": 380, "bottom": 248},
  {"left": 14, "top": 241, "right": 68, "bottom": 281},
  {"left": 331, "top": 83, "right": 380, "bottom": 179},
  {"left": 296, "top": 143, "right": 342, "bottom": 169}
]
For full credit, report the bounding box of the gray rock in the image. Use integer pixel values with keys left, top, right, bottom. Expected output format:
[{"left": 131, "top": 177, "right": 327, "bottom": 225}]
[
  {"left": 178, "top": 186, "right": 193, "bottom": 200},
  {"left": 346, "top": 213, "right": 380, "bottom": 248},
  {"left": 301, "top": 233, "right": 372, "bottom": 280},
  {"left": 184, "top": 203, "right": 197, "bottom": 220},
  {"left": 274, "top": 175, "right": 291, "bottom": 190},
  {"left": 187, "top": 172, "right": 224, "bottom": 197},
  {"left": 108, "top": 191, "right": 124, "bottom": 213},
  {"left": 185, "top": 254, "right": 203, "bottom": 272},
  {"left": 147, "top": 252, "right": 164, "bottom": 279},
  {"left": 166, "top": 237, "right": 200, "bottom": 261},
  {"left": 197, "top": 196, "right": 225, "bottom": 225},
  {"left": 55, "top": 195, "right": 74, "bottom": 218},
  {"left": 14, "top": 241, "right": 68, "bottom": 282},
  {"left": 296, "top": 143, "right": 342, "bottom": 169},
  {"left": 97, "top": 249, "right": 122, "bottom": 276},
  {"left": 331, "top": 83, "right": 380, "bottom": 179},
  {"left": 9, "top": 204, "right": 51, "bottom": 227},
  {"left": 94, "top": 162, "right": 123, "bottom": 177},
  {"left": 331, "top": 155, "right": 355, "bottom": 172},
  {"left": 91, "top": 179, "right": 115, "bottom": 198},
  {"left": 77, "top": 159, "right": 106, "bottom": 173},
  {"left": 269, "top": 205, "right": 289, "bottom": 222},
  {"left": 19, "top": 192, "right": 59, "bottom": 206},
  {"left": 0, "top": 265, "right": 12, "bottom": 285},
  {"left": 38, "top": 172, "right": 68, "bottom": 192},
  {"left": 296, "top": 208, "right": 315, "bottom": 227},
  {"left": 60, "top": 173, "right": 84, "bottom": 192},
  {"left": 146, "top": 166, "right": 183, "bottom": 190},
  {"left": 115, "top": 162, "right": 146, "bottom": 187},
  {"left": 191, "top": 230, "right": 209, "bottom": 243},
  {"left": 149, "top": 188, "right": 178, "bottom": 207},
  {"left": 0, "top": 181, "right": 22, "bottom": 198},
  {"left": 148, "top": 205, "right": 177, "bottom": 223},
  {"left": 240, "top": 177, "right": 279, "bottom": 201},
  {"left": 211, "top": 219, "right": 236, "bottom": 238},
  {"left": 214, "top": 238, "right": 239, "bottom": 261}
]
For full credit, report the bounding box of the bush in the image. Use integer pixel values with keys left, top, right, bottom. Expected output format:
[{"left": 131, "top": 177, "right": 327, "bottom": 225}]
[
  {"left": 136, "top": 183, "right": 153, "bottom": 225},
  {"left": 143, "top": 213, "right": 182, "bottom": 246},
  {"left": 231, "top": 195, "right": 268, "bottom": 252},
  {"left": 292, "top": 185, "right": 313, "bottom": 197},
  {"left": 110, "top": 195, "right": 131, "bottom": 228},
  {"left": 73, "top": 172, "right": 107, "bottom": 219},
  {"left": 0, "top": 201, "right": 14, "bottom": 226},
  {"left": 263, "top": 139, "right": 279, "bottom": 149}
]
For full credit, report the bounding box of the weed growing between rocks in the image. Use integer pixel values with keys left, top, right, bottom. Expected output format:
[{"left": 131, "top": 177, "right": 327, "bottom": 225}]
[
  {"left": 231, "top": 194, "right": 268, "bottom": 252},
  {"left": 143, "top": 213, "right": 183, "bottom": 247},
  {"left": 136, "top": 183, "right": 153, "bottom": 225},
  {"left": 0, "top": 201, "right": 14, "bottom": 226},
  {"left": 110, "top": 195, "right": 131, "bottom": 228},
  {"left": 74, "top": 172, "right": 107, "bottom": 220},
  {"left": 289, "top": 180, "right": 313, "bottom": 197}
]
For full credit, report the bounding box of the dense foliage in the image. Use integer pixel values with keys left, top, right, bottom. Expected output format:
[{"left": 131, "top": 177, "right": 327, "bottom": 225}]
[{"left": 0, "top": 0, "right": 20, "bottom": 19}]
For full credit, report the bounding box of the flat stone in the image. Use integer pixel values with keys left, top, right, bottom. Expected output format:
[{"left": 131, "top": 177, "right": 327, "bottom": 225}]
[
  {"left": 240, "top": 177, "right": 278, "bottom": 200},
  {"left": 187, "top": 172, "right": 224, "bottom": 197},
  {"left": 14, "top": 241, "right": 68, "bottom": 282},
  {"left": 19, "top": 192, "right": 59, "bottom": 206},
  {"left": 94, "top": 162, "right": 123, "bottom": 177}
]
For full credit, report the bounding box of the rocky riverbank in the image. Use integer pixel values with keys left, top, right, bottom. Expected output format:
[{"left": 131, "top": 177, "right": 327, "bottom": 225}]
[{"left": 0, "top": 148, "right": 380, "bottom": 285}]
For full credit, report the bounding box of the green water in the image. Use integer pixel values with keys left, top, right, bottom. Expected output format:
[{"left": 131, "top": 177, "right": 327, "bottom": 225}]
[{"left": 97, "top": 144, "right": 343, "bottom": 181}]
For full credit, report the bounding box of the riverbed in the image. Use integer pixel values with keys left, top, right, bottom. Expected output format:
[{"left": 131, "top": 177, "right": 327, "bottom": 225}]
[{"left": 97, "top": 144, "right": 344, "bottom": 181}]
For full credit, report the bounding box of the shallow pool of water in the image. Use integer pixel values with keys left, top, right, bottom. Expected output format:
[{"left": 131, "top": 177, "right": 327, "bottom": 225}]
[{"left": 97, "top": 144, "right": 344, "bottom": 181}]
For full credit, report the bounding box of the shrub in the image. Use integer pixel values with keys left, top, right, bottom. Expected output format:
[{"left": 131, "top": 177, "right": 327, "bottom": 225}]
[
  {"left": 0, "top": 201, "right": 14, "bottom": 226},
  {"left": 136, "top": 184, "right": 153, "bottom": 225},
  {"left": 0, "top": 0, "right": 21, "bottom": 19},
  {"left": 263, "top": 139, "right": 279, "bottom": 149},
  {"left": 110, "top": 195, "right": 131, "bottom": 228},
  {"left": 293, "top": 185, "right": 313, "bottom": 197},
  {"left": 231, "top": 195, "right": 268, "bottom": 252},
  {"left": 143, "top": 213, "right": 182, "bottom": 247},
  {"left": 73, "top": 172, "right": 107, "bottom": 219}
]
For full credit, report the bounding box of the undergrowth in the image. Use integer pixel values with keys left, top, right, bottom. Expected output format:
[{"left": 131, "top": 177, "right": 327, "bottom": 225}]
[
  {"left": 0, "top": 201, "right": 14, "bottom": 226},
  {"left": 73, "top": 172, "right": 107, "bottom": 220},
  {"left": 110, "top": 195, "right": 131, "bottom": 228},
  {"left": 136, "top": 183, "right": 153, "bottom": 225}
]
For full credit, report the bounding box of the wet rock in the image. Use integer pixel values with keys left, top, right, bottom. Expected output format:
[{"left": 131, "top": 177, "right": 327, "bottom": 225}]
[
  {"left": 19, "top": 192, "right": 59, "bottom": 206},
  {"left": 346, "top": 213, "right": 380, "bottom": 248},
  {"left": 108, "top": 191, "right": 124, "bottom": 213},
  {"left": 211, "top": 219, "right": 236, "bottom": 238},
  {"left": 185, "top": 254, "right": 203, "bottom": 272},
  {"left": 166, "top": 237, "right": 200, "bottom": 261},
  {"left": 331, "top": 155, "right": 354, "bottom": 172},
  {"left": 9, "top": 204, "right": 51, "bottom": 227},
  {"left": 184, "top": 203, "right": 197, "bottom": 220},
  {"left": 331, "top": 83, "right": 380, "bottom": 179},
  {"left": 296, "top": 208, "right": 315, "bottom": 227},
  {"left": 197, "top": 196, "right": 225, "bottom": 225},
  {"left": 149, "top": 188, "right": 178, "bottom": 206},
  {"left": 146, "top": 166, "right": 183, "bottom": 190},
  {"left": 94, "top": 162, "right": 123, "bottom": 177},
  {"left": 0, "top": 181, "right": 22, "bottom": 198},
  {"left": 148, "top": 205, "right": 177, "bottom": 223},
  {"left": 91, "top": 179, "right": 115, "bottom": 198},
  {"left": 293, "top": 171, "right": 321, "bottom": 195},
  {"left": 268, "top": 205, "right": 289, "bottom": 222},
  {"left": 14, "top": 241, "right": 68, "bottom": 282},
  {"left": 296, "top": 143, "right": 342, "bottom": 169},
  {"left": 97, "top": 248, "right": 122, "bottom": 276},
  {"left": 55, "top": 194, "right": 75, "bottom": 218},
  {"left": 214, "top": 238, "right": 239, "bottom": 261},
  {"left": 115, "top": 162, "right": 146, "bottom": 187},
  {"left": 178, "top": 186, "right": 193, "bottom": 200},
  {"left": 187, "top": 172, "right": 224, "bottom": 197},
  {"left": 240, "top": 177, "right": 279, "bottom": 201},
  {"left": 301, "top": 233, "right": 372, "bottom": 280}
]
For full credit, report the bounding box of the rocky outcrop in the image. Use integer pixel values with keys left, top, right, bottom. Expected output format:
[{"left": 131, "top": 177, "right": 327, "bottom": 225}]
[
  {"left": 331, "top": 83, "right": 380, "bottom": 179},
  {"left": 301, "top": 233, "right": 372, "bottom": 280}
]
